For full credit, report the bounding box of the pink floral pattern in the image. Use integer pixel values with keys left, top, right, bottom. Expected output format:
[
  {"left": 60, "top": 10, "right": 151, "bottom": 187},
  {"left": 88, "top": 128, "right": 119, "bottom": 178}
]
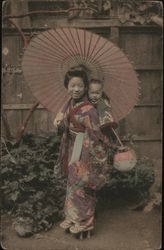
[
  {"left": 56, "top": 96, "right": 109, "bottom": 229},
  {"left": 81, "top": 104, "right": 93, "bottom": 113}
]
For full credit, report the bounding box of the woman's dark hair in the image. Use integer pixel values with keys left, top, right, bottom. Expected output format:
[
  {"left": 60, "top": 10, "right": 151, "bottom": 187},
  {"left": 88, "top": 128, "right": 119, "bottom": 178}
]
[{"left": 64, "top": 65, "right": 89, "bottom": 89}]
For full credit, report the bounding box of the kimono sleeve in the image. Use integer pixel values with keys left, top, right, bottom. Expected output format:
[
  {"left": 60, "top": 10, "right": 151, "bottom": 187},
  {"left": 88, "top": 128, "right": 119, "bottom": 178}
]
[
  {"left": 82, "top": 105, "right": 108, "bottom": 190},
  {"left": 82, "top": 105, "right": 104, "bottom": 143},
  {"left": 82, "top": 105, "right": 108, "bottom": 163}
]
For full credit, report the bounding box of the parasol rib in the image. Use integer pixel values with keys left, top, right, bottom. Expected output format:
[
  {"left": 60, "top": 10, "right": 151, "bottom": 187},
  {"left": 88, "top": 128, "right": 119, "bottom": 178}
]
[
  {"left": 90, "top": 39, "right": 109, "bottom": 63},
  {"left": 48, "top": 92, "right": 68, "bottom": 110},
  {"left": 61, "top": 28, "right": 82, "bottom": 66},
  {"left": 55, "top": 29, "right": 78, "bottom": 60},
  {"left": 88, "top": 35, "right": 101, "bottom": 62},
  {"left": 84, "top": 30, "right": 86, "bottom": 58},
  {"left": 46, "top": 30, "right": 79, "bottom": 64},
  {"left": 42, "top": 33, "right": 71, "bottom": 61},
  {"left": 102, "top": 69, "right": 138, "bottom": 82},
  {"left": 27, "top": 42, "right": 65, "bottom": 62},
  {"left": 31, "top": 85, "right": 67, "bottom": 107},
  {"left": 86, "top": 32, "right": 93, "bottom": 59},
  {"left": 40, "top": 91, "right": 68, "bottom": 112},
  {"left": 76, "top": 29, "right": 84, "bottom": 60},
  {"left": 69, "top": 28, "right": 82, "bottom": 57},
  {"left": 61, "top": 28, "right": 78, "bottom": 56},
  {"left": 91, "top": 44, "right": 117, "bottom": 64},
  {"left": 95, "top": 54, "right": 131, "bottom": 66},
  {"left": 103, "top": 72, "right": 138, "bottom": 91},
  {"left": 103, "top": 69, "right": 138, "bottom": 82},
  {"left": 23, "top": 47, "right": 64, "bottom": 62}
]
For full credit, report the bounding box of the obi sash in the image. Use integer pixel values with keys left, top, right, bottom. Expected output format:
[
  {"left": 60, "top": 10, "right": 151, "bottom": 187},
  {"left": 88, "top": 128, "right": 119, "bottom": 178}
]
[
  {"left": 69, "top": 132, "right": 85, "bottom": 165},
  {"left": 68, "top": 101, "right": 91, "bottom": 165}
]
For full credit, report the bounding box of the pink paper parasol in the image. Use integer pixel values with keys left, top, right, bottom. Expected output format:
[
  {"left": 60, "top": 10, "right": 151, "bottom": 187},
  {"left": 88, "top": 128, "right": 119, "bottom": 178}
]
[{"left": 22, "top": 28, "right": 139, "bottom": 122}]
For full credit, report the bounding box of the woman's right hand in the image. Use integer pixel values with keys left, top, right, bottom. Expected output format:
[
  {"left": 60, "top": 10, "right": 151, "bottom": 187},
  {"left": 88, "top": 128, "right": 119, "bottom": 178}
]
[{"left": 53, "top": 112, "right": 64, "bottom": 129}]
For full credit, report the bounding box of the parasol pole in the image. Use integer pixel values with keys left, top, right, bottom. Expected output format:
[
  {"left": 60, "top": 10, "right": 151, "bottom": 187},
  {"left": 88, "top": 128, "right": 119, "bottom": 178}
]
[{"left": 111, "top": 127, "right": 124, "bottom": 147}]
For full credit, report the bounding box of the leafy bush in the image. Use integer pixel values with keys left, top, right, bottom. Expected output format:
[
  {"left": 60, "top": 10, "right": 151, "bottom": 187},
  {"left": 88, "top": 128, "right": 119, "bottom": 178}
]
[
  {"left": 1, "top": 133, "right": 66, "bottom": 233},
  {"left": 100, "top": 154, "right": 155, "bottom": 204},
  {"left": 1, "top": 133, "right": 155, "bottom": 234},
  {"left": 109, "top": 157, "right": 154, "bottom": 189}
]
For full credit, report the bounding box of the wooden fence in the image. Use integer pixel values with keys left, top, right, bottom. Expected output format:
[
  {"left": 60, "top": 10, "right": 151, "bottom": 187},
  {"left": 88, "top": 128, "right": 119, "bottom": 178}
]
[{"left": 2, "top": 1, "right": 162, "bottom": 159}]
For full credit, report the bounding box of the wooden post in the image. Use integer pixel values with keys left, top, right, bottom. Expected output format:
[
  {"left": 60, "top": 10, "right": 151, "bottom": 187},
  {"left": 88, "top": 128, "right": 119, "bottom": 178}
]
[
  {"left": 110, "top": 0, "right": 118, "bottom": 18},
  {"left": 110, "top": 27, "right": 119, "bottom": 45},
  {"left": 110, "top": 1, "right": 119, "bottom": 45},
  {"left": 10, "top": 0, "right": 30, "bottom": 28},
  {"left": 98, "top": 0, "right": 103, "bottom": 13},
  {"left": 2, "top": 110, "right": 13, "bottom": 139}
]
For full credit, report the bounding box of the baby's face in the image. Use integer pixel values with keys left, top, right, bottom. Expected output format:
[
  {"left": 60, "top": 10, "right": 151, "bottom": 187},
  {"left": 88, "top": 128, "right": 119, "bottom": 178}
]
[{"left": 88, "top": 83, "right": 103, "bottom": 104}]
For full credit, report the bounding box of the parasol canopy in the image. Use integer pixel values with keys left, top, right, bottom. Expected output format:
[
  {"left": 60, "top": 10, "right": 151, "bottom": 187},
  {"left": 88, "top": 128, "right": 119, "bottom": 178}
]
[{"left": 22, "top": 28, "right": 139, "bottom": 122}]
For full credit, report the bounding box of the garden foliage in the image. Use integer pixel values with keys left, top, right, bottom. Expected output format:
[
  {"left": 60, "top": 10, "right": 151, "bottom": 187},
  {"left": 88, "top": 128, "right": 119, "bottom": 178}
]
[
  {"left": 1, "top": 133, "right": 155, "bottom": 234},
  {"left": 1, "top": 133, "right": 66, "bottom": 233},
  {"left": 69, "top": 0, "right": 162, "bottom": 23}
]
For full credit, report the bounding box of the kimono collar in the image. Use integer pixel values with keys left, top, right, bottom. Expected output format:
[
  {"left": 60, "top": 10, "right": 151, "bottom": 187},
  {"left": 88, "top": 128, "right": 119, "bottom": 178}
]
[
  {"left": 63, "top": 95, "right": 90, "bottom": 110},
  {"left": 70, "top": 95, "right": 89, "bottom": 108}
]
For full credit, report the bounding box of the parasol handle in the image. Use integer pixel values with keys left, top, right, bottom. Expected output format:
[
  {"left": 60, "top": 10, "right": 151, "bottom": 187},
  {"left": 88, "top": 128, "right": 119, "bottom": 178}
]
[{"left": 111, "top": 128, "right": 124, "bottom": 147}]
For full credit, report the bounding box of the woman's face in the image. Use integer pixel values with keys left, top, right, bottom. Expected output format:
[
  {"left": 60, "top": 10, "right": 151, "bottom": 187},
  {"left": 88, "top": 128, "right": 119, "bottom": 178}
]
[{"left": 67, "top": 77, "right": 86, "bottom": 100}]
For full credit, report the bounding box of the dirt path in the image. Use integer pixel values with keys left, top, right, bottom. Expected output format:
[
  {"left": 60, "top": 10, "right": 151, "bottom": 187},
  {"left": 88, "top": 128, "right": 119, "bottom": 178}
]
[{"left": 1, "top": 199, "right": 161, "bottom": 250}]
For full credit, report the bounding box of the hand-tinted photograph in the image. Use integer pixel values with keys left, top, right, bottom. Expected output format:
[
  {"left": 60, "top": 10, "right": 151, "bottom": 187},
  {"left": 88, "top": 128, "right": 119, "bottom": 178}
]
[{"left": 1, "top": 1, "right": 162, "bottom": 250}]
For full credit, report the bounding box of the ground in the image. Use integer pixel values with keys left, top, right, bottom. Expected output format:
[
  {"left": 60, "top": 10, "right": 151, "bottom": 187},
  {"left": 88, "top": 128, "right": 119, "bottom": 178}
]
[{"left": 1, "top": 196, "right": 161, "bottom": 250}]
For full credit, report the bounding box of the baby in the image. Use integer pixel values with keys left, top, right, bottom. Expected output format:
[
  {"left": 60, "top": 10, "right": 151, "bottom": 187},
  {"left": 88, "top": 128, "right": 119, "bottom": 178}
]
[{"left": 88, "top": 79, "right": 117, "bottom": 135}]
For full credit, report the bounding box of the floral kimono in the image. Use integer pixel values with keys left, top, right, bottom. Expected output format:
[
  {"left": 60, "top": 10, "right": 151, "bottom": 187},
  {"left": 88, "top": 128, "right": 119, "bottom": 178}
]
[{"left": 56, "top": 96, "right": 108, "bottom": 228}]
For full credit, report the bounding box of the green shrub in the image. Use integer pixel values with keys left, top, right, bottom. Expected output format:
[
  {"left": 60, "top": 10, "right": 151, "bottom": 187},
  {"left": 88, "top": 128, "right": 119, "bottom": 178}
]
[
  {"left": 1, "top": 133, "right": 66, "bottom": 233},
  {"left": 100, "top": 153, "right": 155, "bottom": 204},
  {"left": 1, "top": 133, "right": 155, "bottom": 234}
]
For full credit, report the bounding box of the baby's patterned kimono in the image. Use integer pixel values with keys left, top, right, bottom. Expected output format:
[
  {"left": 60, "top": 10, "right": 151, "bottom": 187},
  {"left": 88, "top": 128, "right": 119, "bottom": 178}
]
[
  {"left": 56, "top": 96, "right": 109, "bottom": 229},
  {"left": 95, "top": 96, "right": 117, "bottom": 141},
  {"left": 96, "top": 96, "right": 116, "bottom": 129}
]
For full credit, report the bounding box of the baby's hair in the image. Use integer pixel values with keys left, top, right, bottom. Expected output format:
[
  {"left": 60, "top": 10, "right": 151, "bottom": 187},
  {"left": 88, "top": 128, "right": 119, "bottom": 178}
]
[{"left": 89, "top": 78, "right": 103, "bottom": 86}]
